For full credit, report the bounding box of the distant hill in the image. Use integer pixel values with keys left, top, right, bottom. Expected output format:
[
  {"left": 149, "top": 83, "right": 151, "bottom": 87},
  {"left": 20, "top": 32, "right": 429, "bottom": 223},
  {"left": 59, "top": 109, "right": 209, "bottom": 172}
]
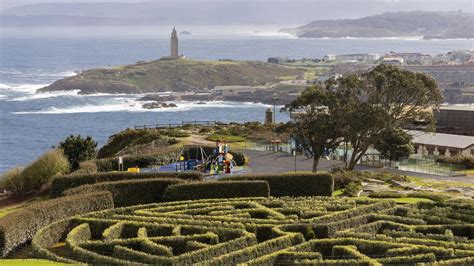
[
  {"left": 39, "top": 59, "right": 301, "bottom": 94},
  {"left": 281, "top": 11, "right": 474, "bottom": 39},
  {"left": 2, "top": 2, "right": 474, "bottom": 27}
]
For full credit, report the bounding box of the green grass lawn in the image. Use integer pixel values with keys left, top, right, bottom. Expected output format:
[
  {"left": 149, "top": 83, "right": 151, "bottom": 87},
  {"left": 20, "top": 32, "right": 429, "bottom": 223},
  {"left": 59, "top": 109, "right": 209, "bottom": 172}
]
[
  {"left": 0, "top": 259, "right": 68, "bottom": 265},
  {"left": 393, "top": 197, "right": 433, "bottom": 204}
]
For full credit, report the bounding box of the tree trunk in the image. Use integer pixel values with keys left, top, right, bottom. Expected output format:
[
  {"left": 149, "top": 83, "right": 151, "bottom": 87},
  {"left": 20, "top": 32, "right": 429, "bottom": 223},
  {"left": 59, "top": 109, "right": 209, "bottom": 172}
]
[{"left": 312, "top": 155, "right": 320, "bottom": 172}]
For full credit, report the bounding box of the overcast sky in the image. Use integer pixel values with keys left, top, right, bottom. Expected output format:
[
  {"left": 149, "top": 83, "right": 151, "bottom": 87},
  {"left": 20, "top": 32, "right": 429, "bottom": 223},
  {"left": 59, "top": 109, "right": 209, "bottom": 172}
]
[{"left": 1, "top": 0, "right": 471, "bottom": 13}]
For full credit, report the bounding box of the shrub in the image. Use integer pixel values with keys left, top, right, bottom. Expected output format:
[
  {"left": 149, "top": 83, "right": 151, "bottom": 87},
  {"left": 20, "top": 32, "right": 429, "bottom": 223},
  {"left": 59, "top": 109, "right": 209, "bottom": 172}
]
[
  {"left": 59, "top": 135, "right": 97, "bottom": 170},
  {"left": 63, "top": 178, "right": 184, "bottom": 207},
  {"left": 343, "top": 181, "right": 363, "bottom": 197},
  {"left": 163, "top": 181, "right": 270, "bottom": 201},
  {"left": 368, "top": 191, "right": 403, "bottom": 199},
  {"left": 229, "top": 151, "right": 247, "bottom": 166},
  {"left": 72, "top": 160, "right": 98, "bottom": 174},
  {"left": 436, "top": 155, "right": 474, "bottom": 169},
  {"left": 96, "top": 152, "right": 177, "bottom": 172},
  {"left": 0, "top": 167, "right": 25, "bottom": 195},
  {"left": 97, "top": 129, "right": 181, "bottom": 158},
  {"left": 50, "top": 171, "right": 203, "bottom": 198},
  {"left": 0, "top": 191, "right": 113, "bottom": 257},
  {"left": 407, "top": 192, "right": 451, "bottom": 202},
  {"left": 219, "top": 173, "right": 334, "bottom": 197},
  {"left": 5, "top": 149, "right": 71, "bottom": 195}
]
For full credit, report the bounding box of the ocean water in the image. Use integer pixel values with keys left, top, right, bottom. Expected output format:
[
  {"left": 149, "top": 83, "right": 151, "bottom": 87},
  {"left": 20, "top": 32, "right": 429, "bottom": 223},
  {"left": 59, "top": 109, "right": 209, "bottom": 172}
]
[{"left": 0, "top": 34, "right": 472, "bottom": 173}]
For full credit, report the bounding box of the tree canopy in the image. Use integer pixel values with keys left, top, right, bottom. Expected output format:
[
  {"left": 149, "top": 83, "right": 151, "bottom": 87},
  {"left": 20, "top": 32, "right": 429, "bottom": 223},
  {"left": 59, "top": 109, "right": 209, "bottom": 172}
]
[{"left": 288, "top": 64, "right": 443, "bottom": 171}]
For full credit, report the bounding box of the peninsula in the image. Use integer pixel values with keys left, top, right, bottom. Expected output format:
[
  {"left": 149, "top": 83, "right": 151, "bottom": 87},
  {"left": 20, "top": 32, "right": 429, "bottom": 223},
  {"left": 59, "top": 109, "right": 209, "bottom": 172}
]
[
  {"left": 39, "top": 59, "right": 301, "bottom": 95},
  {"left": 281, "top": 11, "right": 474, "bottom": 39}
]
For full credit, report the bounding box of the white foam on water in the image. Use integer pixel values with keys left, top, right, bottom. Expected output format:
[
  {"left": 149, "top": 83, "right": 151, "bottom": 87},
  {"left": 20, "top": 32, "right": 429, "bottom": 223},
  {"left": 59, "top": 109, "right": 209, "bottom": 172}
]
[
  {"left": 0, "top": 83, "right": 49, "bottom": 93},
  {"left": 8, "top": 90, "right": 82, "bottom": 101},
  {"left": 13, "top": 100, "right": 273, "bottom": 115}
]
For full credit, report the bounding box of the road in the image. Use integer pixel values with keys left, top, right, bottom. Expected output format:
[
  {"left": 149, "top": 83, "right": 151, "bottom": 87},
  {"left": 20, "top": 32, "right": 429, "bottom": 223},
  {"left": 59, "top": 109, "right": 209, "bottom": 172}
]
[{"left": 244, "top": 150, "right": 474, "bottom": 184}]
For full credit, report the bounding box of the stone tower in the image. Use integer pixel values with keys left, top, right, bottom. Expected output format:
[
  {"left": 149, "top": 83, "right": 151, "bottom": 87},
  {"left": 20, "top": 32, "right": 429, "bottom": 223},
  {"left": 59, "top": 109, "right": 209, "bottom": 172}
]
[
  {"left": 265, "top": 108, "right": 274, "bottom": 125},
  {"left": 170, "top": 27, "right": 179, "bottom": 58}
]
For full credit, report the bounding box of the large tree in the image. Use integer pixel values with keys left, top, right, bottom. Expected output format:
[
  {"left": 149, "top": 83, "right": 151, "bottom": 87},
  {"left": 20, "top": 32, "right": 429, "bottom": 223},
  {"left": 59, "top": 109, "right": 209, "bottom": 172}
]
[
  {"left": 374, "top": 128, "right": 413, "bottom": 163},
  {"left": 343, "top": 64, "right": 442, "bottom": 169},
  {"left": 288, "top": 64, "right": 442, "bottom": 171},
  {"left": 287, "top": 79, "right": 351, "bottom": 172}
]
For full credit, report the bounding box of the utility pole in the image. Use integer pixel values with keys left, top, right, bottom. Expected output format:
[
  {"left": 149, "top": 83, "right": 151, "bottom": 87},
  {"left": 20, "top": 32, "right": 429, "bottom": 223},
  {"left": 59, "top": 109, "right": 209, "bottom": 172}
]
[{"left": 272, "top": 93, "right": 278, "bottom": 141}]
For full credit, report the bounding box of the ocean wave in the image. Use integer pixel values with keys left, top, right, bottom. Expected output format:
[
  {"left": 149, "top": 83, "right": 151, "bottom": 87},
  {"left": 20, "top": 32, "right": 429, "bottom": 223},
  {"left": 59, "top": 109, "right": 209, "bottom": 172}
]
[
  {"left": 8, "top": 90, "right": 82, "bottom": 101},
  {"left": 13, "top": 100, "right": 272, "bottom": 115},
  {"left": 0, "top": 83, "right": 49, "bottom": 93}
]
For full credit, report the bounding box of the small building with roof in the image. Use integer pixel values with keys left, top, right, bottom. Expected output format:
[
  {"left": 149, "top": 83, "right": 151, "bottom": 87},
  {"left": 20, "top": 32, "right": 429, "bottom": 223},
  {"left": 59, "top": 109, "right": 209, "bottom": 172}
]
[{"left": 409, "top": 130, "right": 474, "bottom": 157}]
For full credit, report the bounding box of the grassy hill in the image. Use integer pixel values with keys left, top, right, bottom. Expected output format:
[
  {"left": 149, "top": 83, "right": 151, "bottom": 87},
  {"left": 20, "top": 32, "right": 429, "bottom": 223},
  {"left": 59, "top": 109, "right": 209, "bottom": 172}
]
[
  {"left": 282, "top": 11, "right": 474, "bottom": 39},
  {"left": 39, "top": 59, "right": 302, "bottom": 94}
]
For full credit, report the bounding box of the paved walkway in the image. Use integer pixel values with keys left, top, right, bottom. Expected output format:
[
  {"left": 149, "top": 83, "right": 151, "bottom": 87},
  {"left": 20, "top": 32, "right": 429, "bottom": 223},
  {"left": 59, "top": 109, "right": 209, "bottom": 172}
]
[{"left": 244, "top": 150, "right": 474, "bottom": 184}]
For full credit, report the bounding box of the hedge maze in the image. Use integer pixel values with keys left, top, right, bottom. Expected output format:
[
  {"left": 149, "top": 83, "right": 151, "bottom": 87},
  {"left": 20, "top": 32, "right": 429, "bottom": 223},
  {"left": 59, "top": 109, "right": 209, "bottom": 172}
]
[{"left": 32, "top": 197, "right": 474, "bottom": 265}]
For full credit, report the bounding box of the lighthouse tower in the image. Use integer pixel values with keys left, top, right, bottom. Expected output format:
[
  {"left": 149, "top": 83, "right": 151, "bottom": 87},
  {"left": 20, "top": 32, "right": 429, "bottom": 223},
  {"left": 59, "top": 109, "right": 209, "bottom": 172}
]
[{"left": 170, "top": 27, "right": 179, "bottom": 58}]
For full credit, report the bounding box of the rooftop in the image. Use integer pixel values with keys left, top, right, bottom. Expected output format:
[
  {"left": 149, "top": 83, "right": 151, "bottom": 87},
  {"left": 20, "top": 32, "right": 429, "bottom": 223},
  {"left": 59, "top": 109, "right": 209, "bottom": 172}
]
[
  {"left": 409, "top": 130, "right": 474, "bottom": 149},
  {"left": 438, "top": 105, "right": 474, "bottom": 111}
]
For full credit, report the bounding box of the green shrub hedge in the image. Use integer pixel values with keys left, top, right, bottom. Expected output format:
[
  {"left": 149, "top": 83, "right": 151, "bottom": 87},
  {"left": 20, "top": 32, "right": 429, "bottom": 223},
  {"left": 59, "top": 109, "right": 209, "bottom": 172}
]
[
  {"left": 63, "top": 178, "right": 184, "bottom": 207},
  {"left": 219, "top": 173, "right": 333, "bottom": 197},
  {"left": 163, "top": 181, "right": 270, "bottom": 201},
  {"left": 96, "top": 152, "right": 178, "bottom": 172},
  {"left": 0, "top": 191, "right": 113, "bottom": 257},
  {"left": 50, "top": 171, "right": 203, "bottom": 198},
  {"left": 436, "top": 155, "right": 474, "bottom": 169}
]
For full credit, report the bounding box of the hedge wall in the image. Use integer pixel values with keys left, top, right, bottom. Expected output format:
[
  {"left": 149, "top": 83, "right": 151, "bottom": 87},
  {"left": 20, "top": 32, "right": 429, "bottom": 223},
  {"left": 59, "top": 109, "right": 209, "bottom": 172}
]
[
  {"left": 163, "top": 181, "right": 270, "bottom": 201},
  {"left": 51, "top": 171, "right": 203, "bottom": 198},
  {"left": 219, "top": 173, "right": 334, "bottom": 197},
  {"left": 0, "top": 191, "right": 113, "bottom": 257},
  {"left": 96, "top": 152, "right": 178, "bottom": 172},
  {"left": 63, "top": 178, "right": 184, "bottom": 207}
]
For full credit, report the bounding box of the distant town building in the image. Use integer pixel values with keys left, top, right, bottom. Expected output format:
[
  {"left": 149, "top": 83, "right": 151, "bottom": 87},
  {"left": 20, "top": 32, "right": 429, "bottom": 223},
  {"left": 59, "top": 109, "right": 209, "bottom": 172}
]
[
  {"left": 435, "top": 105, "right": 474, "bottom": 135},
  {"left": 170, "top": 27, "right": 179, "bottom": 58},
  {"left": 212, "top": 86, "right": 267, "bottom": 97},
  {"left": 402, "top": 65, "right": 474, "bottom": 88},
  {"left": 382, "top": 57, "right": 404, "bottom": 65},
  {"left": 323, "top": 54, "right": 337, "bottom": 61},
  {"left": 409, "top": 130, "right": 474, "bottom": 157},
  {"left": 334, "top": 53, "right": 380, "bottom": 62},
  {"left": 387, "top": 52, "right": 432, "bottom": 65}
]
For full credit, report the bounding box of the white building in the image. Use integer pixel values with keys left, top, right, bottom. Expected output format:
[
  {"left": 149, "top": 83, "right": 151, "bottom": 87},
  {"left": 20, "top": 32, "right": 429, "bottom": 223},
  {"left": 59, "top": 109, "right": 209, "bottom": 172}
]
[{"left": 409, "top": 131, "right": 474, "bottom": 157}]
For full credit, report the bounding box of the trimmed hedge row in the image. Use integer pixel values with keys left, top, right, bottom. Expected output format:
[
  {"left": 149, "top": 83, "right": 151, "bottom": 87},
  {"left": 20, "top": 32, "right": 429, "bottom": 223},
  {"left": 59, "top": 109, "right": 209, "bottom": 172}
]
[
  {"left": 219, "top": 173, "right": 334, "bottom": 197},
  {"left": 51, "top": 171, "right": 203, "bottom": 198},
  {"left": 96, "top": 152, "right": 178, "bottom": 172},
  {"left": 0, "top": 191, "right": 113, "bottom": 257},
  {"left": 163, "top": 181, "right": 270, "bottom": 201},
  {"left": 63, "top": 178, "right": 184, "bottom": 207}
]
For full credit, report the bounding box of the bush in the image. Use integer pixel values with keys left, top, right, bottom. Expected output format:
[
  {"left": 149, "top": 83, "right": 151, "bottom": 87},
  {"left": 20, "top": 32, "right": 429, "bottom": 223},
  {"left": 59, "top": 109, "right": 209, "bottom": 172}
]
[
  {"left": 97, "top": 129, "right": 181, "bottom": 158},
  {"left": 436, "top": 155, "right": 474, "bottom": 169},
  {"left": 63, "top": 178, "right": 184, "bottom": 207},
  {"left": 368, "top": 191, "right": 403, "bottom": 199},
  {"left": 407, "top": 192, "right": 451, "bottom": 202},
  {"left": 0, "top": 168, "right": 25, "bottom": 195},
  {"left": 229, "top": 151, "right": 247, "bottom": 166},
  {"left": 96, "top": 152, "right": 177, "bottom": 172},
  {"left": 2, "top": 150, "right": 70, "bottom": 195},
  {"left": 0, "top": 191, "right": 113, "bottom": 257},
  {"left": 343, "top": 181, "right": 363, "bottom": 197},
  {"left": 219, "top": 173, "right": 334, "bottom": 197},
  {"left": 163, "top": 181, "right": 270, "bottom": 201},
  {"left": 59, "top": 135, "right": 97, "bottom": 170},
  {"left": 72, "top": 160, "right": 98, "bottom": 174},
  {"left": 50, "top": 171, "right": 204, "bottom": 198}
]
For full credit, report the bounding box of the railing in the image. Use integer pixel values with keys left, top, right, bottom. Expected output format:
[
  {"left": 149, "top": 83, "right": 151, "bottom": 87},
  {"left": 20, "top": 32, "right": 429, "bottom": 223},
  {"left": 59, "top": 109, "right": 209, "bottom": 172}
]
[{"left": 135, "top": 120, "right": 231, "bottom": 130}]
